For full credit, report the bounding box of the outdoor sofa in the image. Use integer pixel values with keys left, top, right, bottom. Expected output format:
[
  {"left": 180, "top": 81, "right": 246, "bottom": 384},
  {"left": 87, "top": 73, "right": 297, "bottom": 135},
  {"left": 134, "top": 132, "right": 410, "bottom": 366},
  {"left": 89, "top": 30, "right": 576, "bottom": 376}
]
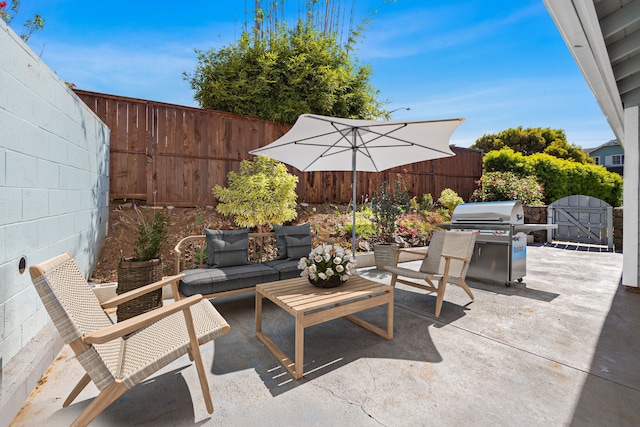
[{"left": 174, "top": 223, "right": 328, "bottom": 299}]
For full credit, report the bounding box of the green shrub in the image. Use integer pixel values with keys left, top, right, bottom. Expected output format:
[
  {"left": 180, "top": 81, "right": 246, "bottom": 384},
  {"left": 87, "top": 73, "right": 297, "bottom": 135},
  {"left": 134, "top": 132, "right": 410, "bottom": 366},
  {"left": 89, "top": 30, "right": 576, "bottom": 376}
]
[
  {"left": 417, "top": 193, "right": 435, "bottom": 212},
  {"left": 471, "top": 171, "right": 544, "bottom": 206},
  {"left": 343, "top": 214, "right": 376, "bottom": 239},
  {"left": 397, "top": 214, "right": 437, "bottom": 241},
  {"left": 482, "top": 148, "right": 622, "bottom": 206},
  {"left": 483, "top": 148, "right": 533, "bottom": 176},
  {"left": 438, "top": 188, "right": 464, "bottom": 212}
]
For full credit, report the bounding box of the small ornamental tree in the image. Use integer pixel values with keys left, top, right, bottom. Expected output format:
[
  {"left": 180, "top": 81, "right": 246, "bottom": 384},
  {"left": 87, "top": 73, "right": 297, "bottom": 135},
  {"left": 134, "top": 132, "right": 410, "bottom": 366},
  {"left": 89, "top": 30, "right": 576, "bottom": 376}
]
[
  {"left": 371, "top": 179, "right": 410, "bottom": 244},
  {"left": 214, "top": 156, "right": 298, "bottom": 230}
]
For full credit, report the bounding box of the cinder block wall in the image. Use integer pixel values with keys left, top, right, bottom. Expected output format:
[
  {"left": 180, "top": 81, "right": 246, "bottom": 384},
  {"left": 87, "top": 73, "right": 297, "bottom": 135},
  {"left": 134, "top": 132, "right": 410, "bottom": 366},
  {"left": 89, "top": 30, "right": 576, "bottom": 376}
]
[{"left": 0, "top": 18, "right": 109, "bottom": 394}]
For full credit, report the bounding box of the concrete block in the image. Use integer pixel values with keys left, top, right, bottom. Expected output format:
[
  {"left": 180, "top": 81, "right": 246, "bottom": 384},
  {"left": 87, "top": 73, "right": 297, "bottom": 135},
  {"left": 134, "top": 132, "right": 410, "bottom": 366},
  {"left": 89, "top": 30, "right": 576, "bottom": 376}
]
[
  {"left": 91, "top": 282, "right": 117, "bottom": 303},
  {"left": 0, "top": 323, "right": 21, "bottom": 369},
  {"left": 4, "top": 288, "right": 38, "bottom": 338},
  {"left": 21, "top": 308, "right": 48, "bottom": 346},
  {"left": 0, "top": 226, "right": 5, "bottom": 263},
  {"left": 0, "top": 148, "right": 5, "bottom": 186},
  {"left": 4, "top": 222, "right": 37, "bottom": 260},
  {"left": 36, "top": 217, "right": 60, "bottom": 248},
  {"left": 4, "top": 80, "right": 37, "bottom": 126},
  {"left": 67, "top": 144, "right": 90, "bottom": 170},
  {"left": 56, "top": 214, "right": 75, "bottom": 239},
  {"left": 0, "top": 187, "right": 22, "bottom": 225},
  {"left": 0, "top": 261, "right": 22, "bottom": 302},
  {"left": 0, "top": 303, "right": 4, "bottom": 339},
  {"left": 22, "top": 188, "right": 49, "bottom": 221},
  {"left": 44, "top": 134, "right": 68, "bottom": 165},
  {"left": 48, "top": 189, "right": 69, "bottom": 216},
  {"left": 5, "top": 151, "right": 37, "bottom": 188},
  {"left": 74, "top": 210, "right": 93, "bottom": 233},
  {"left": 36, "top": 158, "right": 60, "bottom": 189}
]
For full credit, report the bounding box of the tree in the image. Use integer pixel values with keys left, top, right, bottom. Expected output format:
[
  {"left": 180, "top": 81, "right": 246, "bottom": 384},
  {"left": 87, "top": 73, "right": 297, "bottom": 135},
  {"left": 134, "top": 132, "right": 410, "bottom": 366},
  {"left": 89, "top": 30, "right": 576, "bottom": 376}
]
[
  {"left": 214, "top": 156, "right": 298, "bottom": 230},
  {"left": 471, "top": 126, "right": 591, "bottom": 163},
  {"left": 185, "top": 2, "right": 387, "bottom": 124},
  {"left": 0, "top": 1, "right": 44, "bottom": 42}
]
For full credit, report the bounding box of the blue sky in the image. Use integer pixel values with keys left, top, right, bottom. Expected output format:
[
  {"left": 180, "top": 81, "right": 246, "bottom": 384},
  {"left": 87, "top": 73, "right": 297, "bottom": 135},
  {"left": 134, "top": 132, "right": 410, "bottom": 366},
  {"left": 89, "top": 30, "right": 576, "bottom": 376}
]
[{"left": 11, "top": 0, "right": 615, "bottom": 148}]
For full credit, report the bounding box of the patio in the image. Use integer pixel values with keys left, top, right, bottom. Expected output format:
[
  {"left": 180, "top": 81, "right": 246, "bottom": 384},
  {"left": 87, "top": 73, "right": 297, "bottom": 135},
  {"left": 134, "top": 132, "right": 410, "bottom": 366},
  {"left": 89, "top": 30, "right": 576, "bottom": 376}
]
[{"left": 10, "top": 244, "right": 640, "bottom": 426}]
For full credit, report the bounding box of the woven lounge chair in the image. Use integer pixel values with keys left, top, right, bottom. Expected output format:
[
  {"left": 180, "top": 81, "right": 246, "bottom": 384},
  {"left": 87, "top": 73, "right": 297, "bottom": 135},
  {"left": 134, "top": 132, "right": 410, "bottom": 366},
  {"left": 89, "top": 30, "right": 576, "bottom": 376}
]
[
  {"left": 384, "top": 230, "right": 476, "bottom": 317},
  {"left": 29, "top": 252, "right": 230, "bottom": 427}
]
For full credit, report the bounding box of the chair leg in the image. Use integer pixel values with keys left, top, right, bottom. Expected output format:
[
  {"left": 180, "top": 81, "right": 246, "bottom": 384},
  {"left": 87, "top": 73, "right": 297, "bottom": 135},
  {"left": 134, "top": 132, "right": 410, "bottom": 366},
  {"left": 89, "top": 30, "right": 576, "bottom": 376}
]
[
  {"left": 72, "top": 381, "right": 127, "bottom": 427},
  {"left": 182, "top": 306, "right": 214, "bottom": 414},
  {"left": 434, "top": 281, "right": 447, "bottom": 318},
  {"left": 64, "top": 373, "right": 91, "bottom": 407},
  {"left": 458, "top": 279, "right": 474, "bottom": 300},
  {"left": 390, "top": 273, "right": 398, "bottom": 287}
]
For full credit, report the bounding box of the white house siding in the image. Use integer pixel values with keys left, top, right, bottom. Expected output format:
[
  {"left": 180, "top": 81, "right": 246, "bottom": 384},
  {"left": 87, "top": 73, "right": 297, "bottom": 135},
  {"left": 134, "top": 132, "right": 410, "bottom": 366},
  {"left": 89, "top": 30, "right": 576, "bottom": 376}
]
[
  {"left": 623, "top": 106, "right": 639, "bottom": 288},
  {"left": 0, "top": 20, "right": 110, "bottom": 371}
]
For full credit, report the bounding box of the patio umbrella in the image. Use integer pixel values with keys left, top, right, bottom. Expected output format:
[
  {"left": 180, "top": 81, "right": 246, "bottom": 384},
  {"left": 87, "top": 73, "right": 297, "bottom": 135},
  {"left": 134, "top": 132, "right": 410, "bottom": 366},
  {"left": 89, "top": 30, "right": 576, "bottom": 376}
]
[{"left": 249, "top": 114, "right": 465, "bottom": 254}]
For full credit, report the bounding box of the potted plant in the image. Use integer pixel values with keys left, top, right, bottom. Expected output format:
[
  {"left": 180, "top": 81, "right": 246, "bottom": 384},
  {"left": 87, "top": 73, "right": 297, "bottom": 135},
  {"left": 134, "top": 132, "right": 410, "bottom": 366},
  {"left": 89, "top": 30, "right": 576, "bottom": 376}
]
[
  {"left": 371, "top": 178, "right": 410, "bottom": 269},
  {"left": 116, "top": 206, "right": 169, "bottom": 321}
]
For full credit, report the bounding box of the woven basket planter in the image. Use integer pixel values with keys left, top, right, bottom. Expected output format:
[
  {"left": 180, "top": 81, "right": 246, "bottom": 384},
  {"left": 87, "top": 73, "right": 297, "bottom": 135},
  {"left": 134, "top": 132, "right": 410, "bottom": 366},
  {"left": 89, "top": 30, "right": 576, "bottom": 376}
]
[
  {"left": 373, "top": 243, "right": 399, "bottom": 270},
  {"left": 308, "top": 275, "right": 344, "bottom": 289},
  {"left": 116, "top": 258, "right": 163, "bottom": 322}
]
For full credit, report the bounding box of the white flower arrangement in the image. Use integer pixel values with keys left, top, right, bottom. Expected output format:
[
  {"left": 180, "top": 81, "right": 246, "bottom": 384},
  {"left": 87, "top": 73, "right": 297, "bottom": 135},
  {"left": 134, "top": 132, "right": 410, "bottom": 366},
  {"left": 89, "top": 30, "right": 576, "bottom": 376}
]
[{"left": 298, "top": 244, "right": 356, "bottom": 282}]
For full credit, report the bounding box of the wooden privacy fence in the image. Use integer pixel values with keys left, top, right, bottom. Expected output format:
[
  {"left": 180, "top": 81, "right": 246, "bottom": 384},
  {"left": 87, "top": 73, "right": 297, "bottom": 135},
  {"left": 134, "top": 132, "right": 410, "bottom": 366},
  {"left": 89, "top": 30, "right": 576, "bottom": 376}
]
[{"left": 76, "top": 90, "right": 483, "bottom": 207}]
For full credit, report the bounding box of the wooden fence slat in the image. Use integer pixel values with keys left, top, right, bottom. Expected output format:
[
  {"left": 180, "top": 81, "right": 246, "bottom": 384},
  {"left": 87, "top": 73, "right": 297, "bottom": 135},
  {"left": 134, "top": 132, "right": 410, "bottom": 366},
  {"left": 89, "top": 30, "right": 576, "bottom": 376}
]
[{"left": 75, "top": 90, "right": 483, "bottom": 206}]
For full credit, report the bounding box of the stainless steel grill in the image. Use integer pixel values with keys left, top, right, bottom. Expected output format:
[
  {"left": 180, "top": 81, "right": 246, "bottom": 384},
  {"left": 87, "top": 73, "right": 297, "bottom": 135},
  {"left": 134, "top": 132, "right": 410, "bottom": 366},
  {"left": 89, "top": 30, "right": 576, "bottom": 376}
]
[{"left": 444, "top": 201, "right": 555, "bottom": 286}]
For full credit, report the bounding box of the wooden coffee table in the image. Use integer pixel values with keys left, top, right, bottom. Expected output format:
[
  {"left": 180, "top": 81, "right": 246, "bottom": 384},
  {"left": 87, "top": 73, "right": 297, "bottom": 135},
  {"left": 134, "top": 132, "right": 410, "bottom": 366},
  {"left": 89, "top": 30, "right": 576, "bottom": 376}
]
[{"left": 255, "top": 276, "right": 393, "bottom": 380}]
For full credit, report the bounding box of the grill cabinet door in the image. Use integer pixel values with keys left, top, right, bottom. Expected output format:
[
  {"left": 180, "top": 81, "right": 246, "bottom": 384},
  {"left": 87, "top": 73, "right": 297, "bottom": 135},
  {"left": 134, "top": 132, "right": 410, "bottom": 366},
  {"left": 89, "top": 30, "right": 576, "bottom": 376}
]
[{"left": 467, "top": 240, "right": 510, "bottom": 284}]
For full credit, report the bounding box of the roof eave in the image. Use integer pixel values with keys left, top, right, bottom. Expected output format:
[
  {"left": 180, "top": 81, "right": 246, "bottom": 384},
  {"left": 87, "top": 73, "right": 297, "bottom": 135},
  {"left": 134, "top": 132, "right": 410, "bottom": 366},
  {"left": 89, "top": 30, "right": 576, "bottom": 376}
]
[{"left": 544, "top": 0, "right": 625, "bottom": 143}]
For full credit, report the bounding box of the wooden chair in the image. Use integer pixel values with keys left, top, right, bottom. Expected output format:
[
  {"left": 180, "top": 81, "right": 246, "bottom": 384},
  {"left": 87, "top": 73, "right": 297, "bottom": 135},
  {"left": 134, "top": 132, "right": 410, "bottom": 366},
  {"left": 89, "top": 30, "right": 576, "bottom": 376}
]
[
  {"left": 384, "top": 230, "right": 476, "bottom": 317},
  {"left": 29, "top": 252, "right": 230, "bottom": 427}
]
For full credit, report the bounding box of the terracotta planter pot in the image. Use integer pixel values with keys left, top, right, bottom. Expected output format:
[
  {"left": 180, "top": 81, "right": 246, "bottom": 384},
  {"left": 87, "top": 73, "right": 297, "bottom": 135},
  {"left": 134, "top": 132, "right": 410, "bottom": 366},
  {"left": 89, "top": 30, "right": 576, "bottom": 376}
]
[
  {"left": 373, "top": 243, "right": 399, "bottom": 270},
  {"left": 116, "top": 258, "right": 163, "bottom": 322}
]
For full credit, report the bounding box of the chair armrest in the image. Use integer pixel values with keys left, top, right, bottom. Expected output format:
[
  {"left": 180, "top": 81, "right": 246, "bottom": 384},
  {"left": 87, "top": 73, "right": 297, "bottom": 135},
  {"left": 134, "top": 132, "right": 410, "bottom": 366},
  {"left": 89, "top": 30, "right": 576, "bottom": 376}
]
[
  {"left": 393, "top": 247, "right": 423, "bottom": 254},
  {"left": 174, "top": 234, "right": 206, "bottom": 274},
  {"left": 389, "top": 247, "right": 428, "bottom": 266},
  {"left": 85, "top": 294, "right": 203, "bottom": 345},
  {"left": 100, "top": 274, "right": 185, "bottom": 309},
  {"left": 441, "top": 253, "right": 471, "bottom": 263}
]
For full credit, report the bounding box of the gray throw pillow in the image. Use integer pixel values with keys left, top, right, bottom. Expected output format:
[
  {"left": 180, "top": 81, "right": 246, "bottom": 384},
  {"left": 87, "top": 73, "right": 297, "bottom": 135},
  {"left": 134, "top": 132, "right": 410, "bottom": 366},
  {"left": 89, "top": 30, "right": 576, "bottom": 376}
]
[
  {"left": 273, "top": 223, "right": 311, "bottom": 259},
  {"left": 284, "top": 234, "right": 312, "bottom": 260},
  {"left": 204, "top": 228, "right": 249, "bottom": 268}
]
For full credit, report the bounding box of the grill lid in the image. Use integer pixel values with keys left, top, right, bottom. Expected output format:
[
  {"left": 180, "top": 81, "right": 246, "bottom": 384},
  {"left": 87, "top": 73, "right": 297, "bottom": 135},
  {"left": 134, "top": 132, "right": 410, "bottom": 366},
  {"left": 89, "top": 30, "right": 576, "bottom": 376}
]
[{"left": 451, "top": 201, "right": 524, "bottom": 224}]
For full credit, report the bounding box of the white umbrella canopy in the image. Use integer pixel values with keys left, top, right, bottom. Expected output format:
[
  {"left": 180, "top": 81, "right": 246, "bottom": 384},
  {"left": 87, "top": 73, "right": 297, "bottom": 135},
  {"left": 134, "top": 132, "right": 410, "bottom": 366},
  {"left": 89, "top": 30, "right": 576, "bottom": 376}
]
[{"left": 250, "top": 114, "right": 465, "bottom": 254}]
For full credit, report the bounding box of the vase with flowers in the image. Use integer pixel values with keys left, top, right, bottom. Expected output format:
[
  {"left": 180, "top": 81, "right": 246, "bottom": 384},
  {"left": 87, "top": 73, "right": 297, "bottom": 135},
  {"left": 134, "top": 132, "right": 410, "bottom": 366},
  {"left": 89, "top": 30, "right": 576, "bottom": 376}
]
[{"left": 298, "top": 244, "right": 356, "bottom": 288}]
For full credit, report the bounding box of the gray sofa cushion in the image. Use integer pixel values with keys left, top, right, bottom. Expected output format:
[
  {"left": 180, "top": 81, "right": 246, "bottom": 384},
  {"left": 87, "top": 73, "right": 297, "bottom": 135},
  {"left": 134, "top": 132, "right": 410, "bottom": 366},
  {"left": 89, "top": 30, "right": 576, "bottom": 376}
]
[
  {"left": 273, "top": 223, "right": 311, "bottom": 259},
  {"left": 284, "top": 234, "right": 312, "bottom": 260},
  {"left": 179, "top": 263, "right": 279, "bottom": 296},
  {"left": 263, "top": 259, "right": 303, "bottom": 281},
  {"left": 204, "top": 228, "right": 249, "bottom": 268}
]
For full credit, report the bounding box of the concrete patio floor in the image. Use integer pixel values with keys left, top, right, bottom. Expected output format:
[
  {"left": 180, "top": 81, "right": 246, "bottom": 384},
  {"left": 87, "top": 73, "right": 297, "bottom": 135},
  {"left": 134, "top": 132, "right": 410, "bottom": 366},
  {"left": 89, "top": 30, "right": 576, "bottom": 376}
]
[{"left": 9, "top": 244, "right": 640, "bottom": 426}]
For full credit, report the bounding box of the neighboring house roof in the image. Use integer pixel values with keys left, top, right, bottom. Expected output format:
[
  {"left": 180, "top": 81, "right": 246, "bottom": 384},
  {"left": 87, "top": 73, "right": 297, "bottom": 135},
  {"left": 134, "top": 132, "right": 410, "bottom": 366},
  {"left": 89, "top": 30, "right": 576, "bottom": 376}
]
[{"left": 584, "top": 139, "right": 621, "bottom": 153}]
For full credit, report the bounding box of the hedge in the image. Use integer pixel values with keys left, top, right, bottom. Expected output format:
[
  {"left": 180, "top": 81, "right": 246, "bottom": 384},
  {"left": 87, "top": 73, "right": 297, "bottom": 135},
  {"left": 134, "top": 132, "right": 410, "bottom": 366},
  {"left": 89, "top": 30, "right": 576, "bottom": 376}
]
[{"left": 483, "top": 148, "right": 623, "bottom": 206}]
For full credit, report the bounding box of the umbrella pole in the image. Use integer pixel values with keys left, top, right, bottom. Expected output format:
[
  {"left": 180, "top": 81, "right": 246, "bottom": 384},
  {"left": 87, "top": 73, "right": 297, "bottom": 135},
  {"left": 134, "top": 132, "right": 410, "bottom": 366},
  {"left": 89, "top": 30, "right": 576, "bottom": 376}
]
[{"left": 351, "top": 134, "right": 357, "bottom": 256}]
